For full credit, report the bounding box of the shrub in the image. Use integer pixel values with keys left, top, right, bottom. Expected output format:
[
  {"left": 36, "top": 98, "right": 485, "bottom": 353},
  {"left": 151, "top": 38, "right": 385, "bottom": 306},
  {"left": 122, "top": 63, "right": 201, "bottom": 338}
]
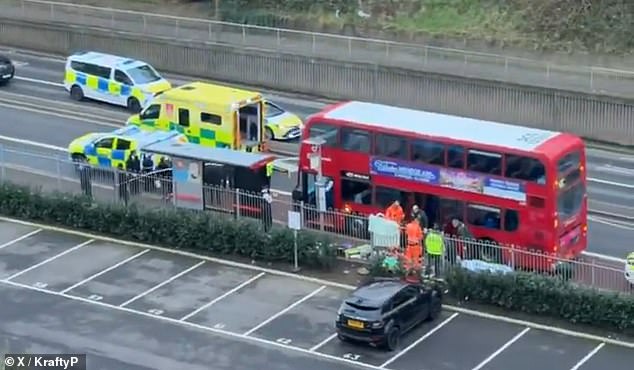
[{"left": 0, "top": 183, "right": 336, "bottom": 270}]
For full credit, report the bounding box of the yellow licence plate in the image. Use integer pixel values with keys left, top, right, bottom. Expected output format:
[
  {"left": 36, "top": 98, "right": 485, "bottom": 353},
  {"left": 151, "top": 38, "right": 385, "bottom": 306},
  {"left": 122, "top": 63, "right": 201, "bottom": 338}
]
[{"left": 347, "top": 319, "right": 364, "bottom": 329}]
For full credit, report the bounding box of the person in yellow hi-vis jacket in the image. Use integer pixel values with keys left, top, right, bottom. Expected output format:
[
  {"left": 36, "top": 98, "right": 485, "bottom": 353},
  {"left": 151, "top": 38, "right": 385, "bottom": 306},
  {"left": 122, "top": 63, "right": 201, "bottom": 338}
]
[
  {"left": 625, "top": 251, "right": 634, "bottom": 286},
  {"left": 424, "top": 224, "right": 445, "bottom": 276}
]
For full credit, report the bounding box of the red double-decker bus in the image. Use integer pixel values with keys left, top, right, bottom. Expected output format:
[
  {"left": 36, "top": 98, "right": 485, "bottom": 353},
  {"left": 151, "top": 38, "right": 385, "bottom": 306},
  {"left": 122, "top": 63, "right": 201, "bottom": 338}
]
[{"left": 295, "top": 101, "right": 587, "bottom": 264}]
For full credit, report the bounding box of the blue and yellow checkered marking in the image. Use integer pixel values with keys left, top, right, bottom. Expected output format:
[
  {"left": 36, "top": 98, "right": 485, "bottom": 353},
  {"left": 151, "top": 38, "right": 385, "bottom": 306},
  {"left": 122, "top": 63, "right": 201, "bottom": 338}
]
[{"left": 65, "top": 69, "right": 145, "bottom": 101}]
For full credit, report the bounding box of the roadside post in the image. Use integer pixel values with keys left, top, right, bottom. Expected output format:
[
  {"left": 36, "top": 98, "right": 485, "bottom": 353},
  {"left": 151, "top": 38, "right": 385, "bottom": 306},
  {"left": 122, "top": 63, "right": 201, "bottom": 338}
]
[
  {"left": 288, "top": 210, "right": 301, "bottom": 272},
  {"left": 303, "top": 137, "right": 326, "bottom": 230}
]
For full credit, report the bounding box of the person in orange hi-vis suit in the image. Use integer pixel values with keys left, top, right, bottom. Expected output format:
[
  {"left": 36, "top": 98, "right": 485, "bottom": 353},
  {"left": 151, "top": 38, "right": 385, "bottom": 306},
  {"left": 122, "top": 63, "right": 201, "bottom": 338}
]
[
  {"left": 404, "top": 219, "right": 424, "bottom": 269},
  {"left": 384, "top": 200, "right": 405, "bottom": 224}
]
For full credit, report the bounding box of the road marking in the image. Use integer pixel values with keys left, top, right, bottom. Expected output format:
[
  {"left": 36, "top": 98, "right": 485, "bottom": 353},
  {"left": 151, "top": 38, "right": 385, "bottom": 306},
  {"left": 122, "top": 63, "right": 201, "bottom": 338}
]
[
  {"left": 471, "top": 327, "right": 531, "bottom": 370},
  {"left": 4, "top": 239, "right": 94, "bottom": 281},
  {"left": 11, "top": 61, "right": 29, "bottom": 67},
  {"left": 588, "top": 177, "right": 634, "bottom": 189},
  {"left": 119, "top": 260, "right": 205, "bottom": 307},
  {"left": 588, "top": 215, "right": 634, "bottom": 232},
  {"left": 379, "top": 312, "right": 459, "bottom": 368},
  {"left": 179, "top": 272, "right": 266, "bottom": 321},
  {"left": 309, "top": 332, "right": 337, "bottom": 352},
  {"left": 1, "top": 215, "right": 633, "bottom": 349},
  {"left": 0, "top": 135, "right": 67, "bottom": 151},
  {"left": 243, "top": 285, "right": 326, "bottom": 336},
  {"left": 59, "top": 249, "right": 150, "bottom": 294},
  {"left": 0, "top": 100, "right": 121, "bottom": 127},
  {"left": 569, "top": 342, "right": 605, "bottom": 370},
  {"left": 0, "top": 279, "right": 390, "bottom": 370},
  {"left": 14, "top": 75, "right": 62, "bottom": 86},
  {"left": 0, "top": 228, "right": 42, "bottom": 250}
]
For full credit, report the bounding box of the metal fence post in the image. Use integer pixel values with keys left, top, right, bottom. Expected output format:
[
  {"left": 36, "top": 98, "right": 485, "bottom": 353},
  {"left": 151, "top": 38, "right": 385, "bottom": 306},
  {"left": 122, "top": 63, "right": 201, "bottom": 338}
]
[
  {"left": 235, "top": 188, "right": 241, "bottom": 219},
  {"left": 0, "top": 146, "right": 4, "bottom": 182},
  {"left": 56, "top": 157, "right": 62, "bottom": 191},
  {"left": 591, "top": 258, "right": 596, "bottom": 287},
  {"left": 589, "top": 69, "right": 594, "bottom": 90}
]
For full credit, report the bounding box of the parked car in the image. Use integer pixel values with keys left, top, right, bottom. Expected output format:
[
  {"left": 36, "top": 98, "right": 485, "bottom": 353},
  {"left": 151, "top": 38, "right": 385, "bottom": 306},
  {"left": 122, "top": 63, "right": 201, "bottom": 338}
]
[
  {"left": 335, "top": 277, "right": 443, "bottom": 351},
  {"left": 0, "top": 55, "right": 15, "bottom": 84}
]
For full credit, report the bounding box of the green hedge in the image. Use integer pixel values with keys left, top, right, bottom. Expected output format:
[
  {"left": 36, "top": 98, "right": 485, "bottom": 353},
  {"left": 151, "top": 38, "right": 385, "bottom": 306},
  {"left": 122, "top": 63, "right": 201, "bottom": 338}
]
[
  {"left": 369, "top": 256, "right": 634, "bottom": 334},
  {"left": 0, "top": 183, "right": 336, "bottom": 270}
]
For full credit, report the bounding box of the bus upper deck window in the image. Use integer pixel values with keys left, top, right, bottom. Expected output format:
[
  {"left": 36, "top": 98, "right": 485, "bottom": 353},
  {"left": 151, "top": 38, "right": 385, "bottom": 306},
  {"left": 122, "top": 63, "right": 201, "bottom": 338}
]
[
  {"left": 467, "top": 149, "right": 502, "bottom": 175},
  {"left": 505, "top": 155, "right": 545, "bottom": 183},
  {"left": 307, "top": 122, "right": 338, "bottom": 146}
]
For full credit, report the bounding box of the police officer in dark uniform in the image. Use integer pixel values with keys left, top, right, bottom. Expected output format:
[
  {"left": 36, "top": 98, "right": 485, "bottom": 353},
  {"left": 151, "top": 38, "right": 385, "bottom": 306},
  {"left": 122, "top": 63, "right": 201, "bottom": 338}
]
[{"left": 141, "top": 154, "right": 154, "bottom": 192}]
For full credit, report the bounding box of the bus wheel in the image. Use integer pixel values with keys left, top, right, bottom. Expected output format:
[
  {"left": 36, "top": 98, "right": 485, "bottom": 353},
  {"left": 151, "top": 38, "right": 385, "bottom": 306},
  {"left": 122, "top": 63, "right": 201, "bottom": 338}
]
[{"left": 478, "top": 239, "right": 502, "bottom": 263}]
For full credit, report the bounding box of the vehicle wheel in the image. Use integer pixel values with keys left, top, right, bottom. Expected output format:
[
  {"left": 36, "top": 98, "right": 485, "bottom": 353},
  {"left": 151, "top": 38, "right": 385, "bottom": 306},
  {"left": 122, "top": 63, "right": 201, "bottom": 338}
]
[
  {"left": 71, "top": 154, "right": 87, "bottom": 163},
  {"left": 428, "top": 291, "right": 442, "bottom": 321},
  {"left": 337, "top": 333, "right": 349, "bottom": 342},
  {"left": 264, "top": 127, "right": 274, "bottom": 141},
  {"left": 382, "top": 327, "right": 400, "bottom": 351},
  {"left": 127, "top": 97, "right": 141, "bottom": 113},
  {"left": 70, "top": 85, "right": 84, "bottom": 101},
  {"left": 478, "top": 239, "right": 502, "bottom": 263}
]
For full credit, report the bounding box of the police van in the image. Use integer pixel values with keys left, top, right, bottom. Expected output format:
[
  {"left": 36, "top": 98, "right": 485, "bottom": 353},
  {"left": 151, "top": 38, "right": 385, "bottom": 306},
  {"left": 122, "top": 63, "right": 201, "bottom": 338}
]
[{"left": 64, "top": 51, "right": 171, "bottom": 112}]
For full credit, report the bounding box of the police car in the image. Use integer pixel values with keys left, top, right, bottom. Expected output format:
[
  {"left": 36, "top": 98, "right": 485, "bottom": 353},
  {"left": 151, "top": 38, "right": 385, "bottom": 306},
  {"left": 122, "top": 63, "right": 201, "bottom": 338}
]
[
  {"left": 0, "top": 55, "right": 15, "bottom": 85},
  {"left": 626, "top": 252, "right": 634, "bottom": 286},
  {"left": 68, "top": 126, "right": 183, "bottom": 168},
  {"left": 264, "top": 100, "right": 303, "bottom": 141},
  {"left": 64, "top": 51, "right": 171, "bottom": 112}
]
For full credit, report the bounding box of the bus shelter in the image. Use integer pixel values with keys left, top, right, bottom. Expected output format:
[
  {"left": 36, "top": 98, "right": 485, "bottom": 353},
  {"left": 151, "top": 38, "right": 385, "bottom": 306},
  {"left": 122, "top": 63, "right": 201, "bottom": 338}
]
[{"left": 142, "top": 139, "right": 276, "bottom": 211}]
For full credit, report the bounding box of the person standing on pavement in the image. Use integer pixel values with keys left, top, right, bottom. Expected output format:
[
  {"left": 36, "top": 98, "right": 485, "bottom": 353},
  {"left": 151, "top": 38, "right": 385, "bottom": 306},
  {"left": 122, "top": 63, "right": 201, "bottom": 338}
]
[
  {"left": 424, "top": 223, "right": 445, "bottom": 276},
  {"left": 405, "top": 218, "right": 424, "bottom": 270},
  {"left": 411, "top": 204, "right": 429, "bottom": 230},
  {"left": 261, "top": 186, "right": 273, "bottom": 232}
]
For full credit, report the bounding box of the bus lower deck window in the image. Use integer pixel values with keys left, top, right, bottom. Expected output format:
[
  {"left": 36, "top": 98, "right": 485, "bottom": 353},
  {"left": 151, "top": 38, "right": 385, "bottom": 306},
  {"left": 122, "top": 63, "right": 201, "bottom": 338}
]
[{"left": 341, "top": 179, "right": 371, "bottom": 205}]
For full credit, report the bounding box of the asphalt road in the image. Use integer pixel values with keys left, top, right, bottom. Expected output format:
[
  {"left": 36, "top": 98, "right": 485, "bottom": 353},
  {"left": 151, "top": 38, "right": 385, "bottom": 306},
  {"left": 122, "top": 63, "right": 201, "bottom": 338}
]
[
  {"left": 2, "top": 0, "right": 633, "bottom": 98},
  {"left": 0, "top": 220, "right": 631, "bottom": 370},
  {"left": 0, "top": 50, "right": 632, "bottom": 259}
]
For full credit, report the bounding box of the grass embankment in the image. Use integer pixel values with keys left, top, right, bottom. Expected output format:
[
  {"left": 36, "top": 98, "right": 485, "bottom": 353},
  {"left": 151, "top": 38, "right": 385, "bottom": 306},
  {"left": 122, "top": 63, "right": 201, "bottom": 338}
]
[{"left": 68, "top": 0, "right": 634, "bottom": 54}]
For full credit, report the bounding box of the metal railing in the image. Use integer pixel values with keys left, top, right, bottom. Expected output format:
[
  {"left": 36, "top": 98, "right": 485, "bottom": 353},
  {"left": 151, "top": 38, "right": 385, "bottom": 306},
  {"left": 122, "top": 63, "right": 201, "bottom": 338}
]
[
  {"left": 0, "top": 146, "right": 630, "bottom": 294},
  {"left": 4, "top": 0, "right": 634, "bottom": 97}
]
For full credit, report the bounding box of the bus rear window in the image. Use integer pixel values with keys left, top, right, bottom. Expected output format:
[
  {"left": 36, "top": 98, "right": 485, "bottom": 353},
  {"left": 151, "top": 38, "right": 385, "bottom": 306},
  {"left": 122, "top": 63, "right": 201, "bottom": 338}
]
[
  {"left": 558, "top": 151, "right": 581, "bottom": 174},
  {"left": 558, "top": 182, "right": 585, "bottom": 219}
]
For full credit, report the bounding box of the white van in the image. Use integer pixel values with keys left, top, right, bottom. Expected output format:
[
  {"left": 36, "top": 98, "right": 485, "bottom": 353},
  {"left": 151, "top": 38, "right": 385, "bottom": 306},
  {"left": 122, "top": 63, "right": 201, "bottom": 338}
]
[{"left": 63, "top": 51, "right": 171, "bottom": 112}]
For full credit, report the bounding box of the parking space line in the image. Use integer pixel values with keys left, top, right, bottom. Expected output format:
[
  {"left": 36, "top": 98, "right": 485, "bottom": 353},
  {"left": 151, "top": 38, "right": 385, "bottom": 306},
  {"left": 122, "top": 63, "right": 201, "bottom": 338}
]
[
  {"left": 379, "top": 312, "right": 459, "bottom": 368},
  {"left": 3, "top": 239, "right": 94, "bottom": 281},
  {"left": 569, "top": 343, "right": 605, "bottom": 370},
  {"left": 471, "top": 327, "right": 531, "bottom": 370},
  {"left": 120, "top": 260, "right": 206, "bottom": 307},
  {"left": 0, "top": 228, "right": 42, "bottom": 250},
  {"left": 59, "top": 249, "right": 150, "bottom": 294},
  {"left": 243, "top": 285, "right": 327, "bottom": 336},
  {"left": 309, "top": 333, "right": 337, "bottom": 352},
  {"left": 1, "top": 279, "right": 390, "bottom": 370},
  {"left": 179, "top": 272, "right": 266, "bottom": 321}
]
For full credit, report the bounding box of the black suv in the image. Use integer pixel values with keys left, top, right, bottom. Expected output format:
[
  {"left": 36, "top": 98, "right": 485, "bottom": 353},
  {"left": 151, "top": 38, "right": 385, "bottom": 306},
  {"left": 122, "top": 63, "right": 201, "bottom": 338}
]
[
  {"left": 0, "top": 55, "right": 15, "bottom": 85},
  {"left": 335, "top": 278, "right": 443, "bottom": 351}
]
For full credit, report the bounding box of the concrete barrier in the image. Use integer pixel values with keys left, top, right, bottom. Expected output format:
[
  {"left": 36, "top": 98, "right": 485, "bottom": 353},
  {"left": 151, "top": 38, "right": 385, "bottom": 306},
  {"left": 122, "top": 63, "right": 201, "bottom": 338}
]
[{"left": 2, "top": 18, "right": 634, "bottom": 146}]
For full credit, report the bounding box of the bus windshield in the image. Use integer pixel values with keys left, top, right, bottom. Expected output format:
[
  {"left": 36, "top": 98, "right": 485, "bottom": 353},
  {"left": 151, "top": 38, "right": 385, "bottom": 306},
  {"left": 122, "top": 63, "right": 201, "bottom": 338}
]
[{"left": 558, "top": 182, "right": 585, "bottom": 219}]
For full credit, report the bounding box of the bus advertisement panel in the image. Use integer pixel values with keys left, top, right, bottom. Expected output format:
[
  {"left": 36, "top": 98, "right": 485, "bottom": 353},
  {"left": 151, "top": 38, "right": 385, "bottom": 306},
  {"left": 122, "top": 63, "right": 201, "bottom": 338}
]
[{"left": 296, "top": 101, "right": 587, "bottom": 267}]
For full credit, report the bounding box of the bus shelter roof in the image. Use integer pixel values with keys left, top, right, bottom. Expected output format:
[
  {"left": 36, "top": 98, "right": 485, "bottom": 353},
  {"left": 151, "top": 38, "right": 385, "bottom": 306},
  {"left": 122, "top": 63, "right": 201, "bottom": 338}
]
[{"left": 142, "top": 140, "right": 275, "bottom": 169}]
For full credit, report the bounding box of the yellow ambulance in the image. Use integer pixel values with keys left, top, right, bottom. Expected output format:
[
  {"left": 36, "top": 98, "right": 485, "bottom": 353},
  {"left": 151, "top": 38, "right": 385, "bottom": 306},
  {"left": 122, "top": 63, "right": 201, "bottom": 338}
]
[{"left": 126, "top": 82, "right": 266, "bottom": 152}]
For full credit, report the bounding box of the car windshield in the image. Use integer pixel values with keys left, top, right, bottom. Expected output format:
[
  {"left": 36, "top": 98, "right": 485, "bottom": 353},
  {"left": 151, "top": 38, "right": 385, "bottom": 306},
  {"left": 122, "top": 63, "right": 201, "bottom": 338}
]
[
  {"left": 558, "top": 182, "right": 585, "bottom": 219},
  {"left": 126, "top": 65, "right": 161, "bottom": 84},
  {"left": 265, "top": 102, "right": 284, "bottom": 118}
]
